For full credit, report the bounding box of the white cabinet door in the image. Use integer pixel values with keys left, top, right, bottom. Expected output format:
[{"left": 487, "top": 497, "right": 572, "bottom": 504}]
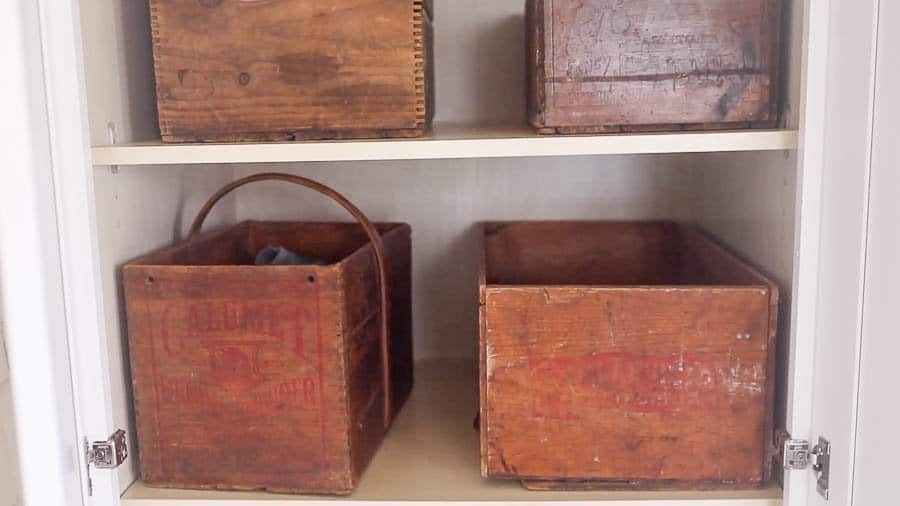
[
  {"left": 789, "top": 0, "right": 884, "bottom": 505},
  {"left": 0, "top": 1, "right": 91, "bottom": 505},
  {"left": 2, "top": 0, "right": 120, "bottom": 505},
  {"left": 852, "top": 1, "right": 900, "bottom": 503}
]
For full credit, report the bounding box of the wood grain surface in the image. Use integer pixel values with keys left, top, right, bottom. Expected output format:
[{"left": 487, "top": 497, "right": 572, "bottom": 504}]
[
  {"left": 123, "top": 222, "right": 412, "bottom": 495},
  {"left": 148, "top": 0, "right": 433, "bottom": 142},
  {"left": 527, "top": 0, "right": 783, "bottom": 133},
  {"left": 479, "top": 222, "right": 779, "bottom": 489}
]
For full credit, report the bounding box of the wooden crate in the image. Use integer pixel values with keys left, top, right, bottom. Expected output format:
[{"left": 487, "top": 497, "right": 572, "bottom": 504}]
[
  {"left": 123, "top": 175, "right": 413, "bottom": 495},
  {"left": 479, "top": 222, "right": 779, "bottom": 490},
  {"left": 527, "top": 0, "right": 783, "bottom": 134},
  {"left": 148, "top": 0, "right": 434, "bottom": 142}
]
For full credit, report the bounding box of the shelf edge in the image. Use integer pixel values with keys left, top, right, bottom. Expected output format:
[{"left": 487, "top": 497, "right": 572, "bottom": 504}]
[{"left": 91, "top": 130, "right": 800, "bottom": 166}]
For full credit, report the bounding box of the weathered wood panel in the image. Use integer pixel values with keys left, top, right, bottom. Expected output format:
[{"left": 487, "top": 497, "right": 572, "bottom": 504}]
[
  {"left": 527, "top": 0, "right": 783, "bottom": 133},
  {"left": 125, "top": 265, "right": 354, "bottom": 492},
  {"left": 340, "top": 225, "right": 414, "bottom": 481},
  {"left": 479, "top": 222, "right": 779, "bottom": 489},
  {"left": 149, "top": 0, "right": 433, "bottom": 142},
  {"left": 484, "top": 222, "right": 681, "bottom": 285}
]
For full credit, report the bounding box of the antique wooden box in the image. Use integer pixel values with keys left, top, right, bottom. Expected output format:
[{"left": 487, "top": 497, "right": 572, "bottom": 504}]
[
  {"left": 479, "top": 222, "right": 779, "bottom": 490},
  {"left": 527, "top": 0, "right": 783, "bottom": 133},
  {"left": 148, "top": 0, "right": 434, "bottom": 142},
  {"left": 123, "top": 174, "right": 413, "bottom": 495}
]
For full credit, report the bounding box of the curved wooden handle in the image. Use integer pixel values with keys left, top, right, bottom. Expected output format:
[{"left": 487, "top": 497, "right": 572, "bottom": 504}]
[{"left": 189, "top": 173, "right": 392, "bottom": 428}]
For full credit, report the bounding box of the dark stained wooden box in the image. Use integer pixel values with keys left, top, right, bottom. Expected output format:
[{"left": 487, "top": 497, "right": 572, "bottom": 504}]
[
  {"left": 527, "top": 0, "right": 783, "bottom": 134},
  {"left": 479, "top": 222, "right": 779, "bottom": 490},
  {"left": 148, "top": 0, "right": 434, "bottom": 142},
  {"left": 124, "top": 214, "right": 412, "bottom": 493}
]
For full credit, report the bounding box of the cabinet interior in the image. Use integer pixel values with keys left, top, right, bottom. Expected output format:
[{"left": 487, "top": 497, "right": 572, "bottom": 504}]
[{"left": 78, "top": 0, "right": 805, "bottom": 499}]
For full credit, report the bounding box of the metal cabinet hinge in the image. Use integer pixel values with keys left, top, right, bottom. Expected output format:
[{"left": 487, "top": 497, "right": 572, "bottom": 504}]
[
  {"left": 781, "top": 433, "right": 831, "bottom": 500},
  {"left": 84, "top": 430, "right": 128, "bottom": 496}
]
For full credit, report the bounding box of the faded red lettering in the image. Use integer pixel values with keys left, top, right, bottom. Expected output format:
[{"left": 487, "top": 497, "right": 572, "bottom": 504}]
[
  {"left": 160, "top": 301, "right": 314, "bottom": 348},
  {"left": 255, "top": 376, "right": 318, "bottom": 408},
  {"left": 161, "top": 377, "right": 211, "bottom": 403},
  {"left": 529, "top": 352, "right": 763, "bottom": 418}
]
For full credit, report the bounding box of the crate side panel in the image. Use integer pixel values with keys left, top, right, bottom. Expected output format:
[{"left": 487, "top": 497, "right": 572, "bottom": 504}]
[
  {"left": 527, "top": 0, "right": 547, "bottom": 128},
  {"left": 678, "top": 227, "right": 779, "bottom": 287},
  {"left": 341, "top": 226, "right": 414, "bottom": 481},
  {"left": 382, "top": 226, "right": 414, "bottom": 415},
  {"left": 481, "top": 286, "right": 773, "bottom": 485},
  {"left": 131, "top": 224, "right": 253, "bottom": 266},
  {"left": 246, "top": 222, "right": 405, "bottom": 266},
  {"left": 484, "top": 222, "right": 680, "bottom": 286},
  {"left": 123, "top": 265, "right": 353, "bottom": 494}
]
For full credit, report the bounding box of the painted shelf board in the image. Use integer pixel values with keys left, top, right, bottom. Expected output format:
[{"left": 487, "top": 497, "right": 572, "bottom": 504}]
[
  {"left": 92, "top": 123, "right": 799, "bottom": 166},
  {"left": 121, "top": 360, "right": 782, "bottom": 506}
]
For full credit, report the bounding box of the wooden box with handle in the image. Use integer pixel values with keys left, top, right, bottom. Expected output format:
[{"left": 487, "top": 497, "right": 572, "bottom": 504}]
[
  {"left": 123, "top": 174, "right": 413, "bottom": 494},
  {"left": 148, "top": 0, "right": 434, "bottom": 142},
  {"left": 479, "top": 222, "right": 779, "bottom": 490}
]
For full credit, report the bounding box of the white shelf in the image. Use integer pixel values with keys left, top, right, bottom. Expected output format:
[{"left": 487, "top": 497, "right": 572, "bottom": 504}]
[
  {"left": 120, "top": 360, "right": 782, "bottom": 506},
  {"left": 92, "top": 123, "right": 799, "bottom": 166}
]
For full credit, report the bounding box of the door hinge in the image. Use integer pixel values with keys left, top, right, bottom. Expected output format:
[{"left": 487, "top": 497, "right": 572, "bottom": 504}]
[
  {"left": 780, "top": 433, "right": 831, "bottom": 500},
  {"left": 84, "top": 429, "right": 128, "bottom": 496}
]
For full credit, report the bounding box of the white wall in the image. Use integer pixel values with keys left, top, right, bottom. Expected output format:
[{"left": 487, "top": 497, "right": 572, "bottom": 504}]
[{"left": 433, "top": 0, "right": 527, "bottom": 124}]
